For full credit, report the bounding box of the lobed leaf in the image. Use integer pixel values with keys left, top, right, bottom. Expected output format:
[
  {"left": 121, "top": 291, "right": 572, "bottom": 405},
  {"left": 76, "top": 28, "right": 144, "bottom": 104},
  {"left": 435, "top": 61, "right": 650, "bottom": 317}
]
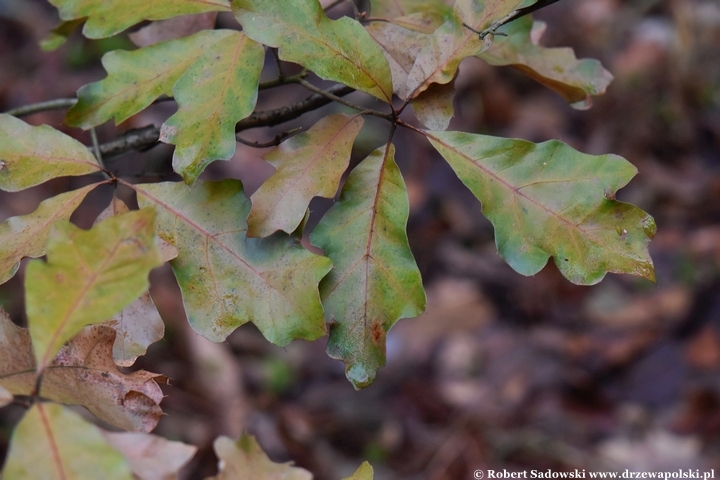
[
  {"left": 207, "top": 434, "right": 312, "bottom": 480},
  {"left": 0, "top": 114, "right": 101, "bottom": 192},
  {"left": 233, "top": 0, "right": 393, "bottom": 103},
  {"left": 478, "top": 17, "right": 613, "bottom": 108},
  {"left": 405, "top": 0, "right": 525, "bottom": 99},
  {"left": 427, "top": 131, "right": 656, "bottom": 285},
  {"left": 135, "top": 180, "right": 332, "bottom": 346},
  {"left": 48, "top": 0, "right": 230, "bottom": 38},
  {"left": 365, "top": 19, "right": 433, "bottom": 99},
  {"left": 0, "top": 184, "right": 100, "bottom": 285},
  {"left": 94, "top": 197, "right": 171, "bottom": 366},
  {"left": 102, "top": 431, "right": 197, "bottom": 480},
  {"left": 248, "top": 113, "right": 365, "bottom": 237},
  {"left": 160, "top": 31, "right": 264, "bottom": 185},
  {"left": 25, "top": 208, "right": 163, "bottom": 372},
  {"left": 310, "top": 144, "right": 425, "bottom": 389},
  {"left": 66, "top": 29, "right": 234, "bottom": 129},
  {"left": 0, "top": 310, "right": 166, "bottom": 432},
  {"left": 2, "top": 403, "right": 133, "bottom": 480}
]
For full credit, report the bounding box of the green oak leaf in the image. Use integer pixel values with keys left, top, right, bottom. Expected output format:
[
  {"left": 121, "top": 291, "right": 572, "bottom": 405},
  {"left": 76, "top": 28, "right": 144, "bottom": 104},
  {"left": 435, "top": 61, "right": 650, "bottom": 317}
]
[
  {"left": 406, "top": 0, "right": 525, "bottom": 99},
  {"left": 47, "top": 0, "right": 230, "bottom": 38},
  {"left": 2, "top": 403, "right": 133, "bottom": 480},
  {"left": 427, "top": 131, "right": 656, "bottom": 285},
  {"left": 0, "top": 184, "right": 100, "bottom": 285},
  {"left": 26, "top": 208, "right": 163, "bottom": 372},
  {"left": 233, "top": 0, "right": 393, "bottom": 103},
  {"left": 479, "top": 16, "right": 613, "bottom": 108},
  {"left": 248, "top": 113, "right": 364, "bottom": 237},
  {"left": 160, "top": 31, "right": 263, "bottom": 185},
  {"left": 310, "top": 144, "right": 425, "bottom": 389},
  {"left": 66, "top": 29, "right": 234, "bottom": 129},
  {"left": 207, "top": 434, "right": 312, "bottom": 480},
  {"left": 0, "top": 114, "right": 101, "bottom": 192},
  {"left": 134, "top": 180, "right": 332, "bottom": 346}
]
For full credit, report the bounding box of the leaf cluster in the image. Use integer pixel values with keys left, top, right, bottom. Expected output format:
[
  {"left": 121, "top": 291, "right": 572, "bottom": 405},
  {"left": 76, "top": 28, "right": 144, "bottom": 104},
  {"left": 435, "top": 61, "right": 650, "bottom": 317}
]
[{"left": 0, "top": 0, "right": 655, "bottom": 477}]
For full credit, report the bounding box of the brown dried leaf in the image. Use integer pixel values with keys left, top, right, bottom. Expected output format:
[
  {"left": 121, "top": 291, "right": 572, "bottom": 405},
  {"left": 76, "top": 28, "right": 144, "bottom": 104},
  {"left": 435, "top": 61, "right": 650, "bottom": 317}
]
[{"left": 0, "top": 310, "right": 166, "bottom": 432}]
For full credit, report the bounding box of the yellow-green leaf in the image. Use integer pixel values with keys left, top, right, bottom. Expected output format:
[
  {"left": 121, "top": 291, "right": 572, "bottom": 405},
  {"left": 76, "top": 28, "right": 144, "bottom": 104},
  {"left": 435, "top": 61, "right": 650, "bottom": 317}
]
[
  {"left": 0, "top": 312, "right": 166, "bottom": 432},
  {"left": 66, "top": 29, "right": 233, "bottom": 129},
  {"left": 0, "top": 114, "right": 101, "bottom": 192},
  {"left": 233, "top": 0, "right": 393, "bottom": 103},
  {"left": 48, "top": 0, "right": 230, "bottom": 38},
  {"left": 479, "top": 17, "right": 613, "bottom": 108},
  {"left": 135, "top": 180, "right": 332, "bottom": 346},
  {"left": 160, "top": 31, "right": 263, "bottom": 185},
  {"left": 0, "top": 184, "right": 100, "bottom": 285},
  {"left": 427, "top": 130, "right": 656, "bottom": 285},
  {"left": 26, "top": 208, "right": 163, "bottom": 372},
  {"left": 310, "top": 144, "right": 425, "bottom": 389},
  {"left": 94, "top": 197, "right": 171, "bottom": 366},
  {"left": 2, "top": 403, "right": 133, "bottom": 480},
  {"left": 248, "top": 113, "right": 364, "bottom": 237},
  {"left": 207, "top": 434, "right": 312, "bottom": 480},
  {"left": 343, "top": 461, "right": 374, "bottom": 480}
]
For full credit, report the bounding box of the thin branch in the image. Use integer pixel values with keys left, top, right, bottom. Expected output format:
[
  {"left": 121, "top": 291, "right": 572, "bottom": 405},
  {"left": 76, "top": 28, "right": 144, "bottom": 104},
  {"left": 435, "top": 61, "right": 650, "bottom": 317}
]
[
  {"left": 236, "top": 128, "right": 301, "bottom": 148},
  {"left": 97, "top": 84, "right": 355, "bottom": 158},
  {"left": 3, "top": 98, "right": 77, "bottom": 117},
  {"left": 99, "top": 125, "right": 161, "bottom": 159},
  {"left": 298, "top": 79, "right": 395, "bottom": 121},
  {"left": 3, "top": 73, "right": 305, "bottom": 120}
]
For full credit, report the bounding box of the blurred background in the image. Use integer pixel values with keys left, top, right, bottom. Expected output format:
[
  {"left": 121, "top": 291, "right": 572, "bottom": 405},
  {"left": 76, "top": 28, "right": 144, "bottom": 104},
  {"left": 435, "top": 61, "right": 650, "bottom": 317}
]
[{"left": 1, "top": 0, "right": 720, "bottom": 478}]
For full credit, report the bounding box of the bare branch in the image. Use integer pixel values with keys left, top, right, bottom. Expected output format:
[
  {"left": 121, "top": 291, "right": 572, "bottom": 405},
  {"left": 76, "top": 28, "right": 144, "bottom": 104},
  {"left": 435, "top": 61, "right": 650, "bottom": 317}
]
[
  {"left": 236, "top": 128, "right": 301, "bottom": 148},
  {"left": 298, "top": 79, "right": 395, "bottom": 121},
  {"left": 98, "top": 84, "right": 355, "bottom": 158},
  {"left": 3, "top": 98, "right": 77, "bottom": 117}
]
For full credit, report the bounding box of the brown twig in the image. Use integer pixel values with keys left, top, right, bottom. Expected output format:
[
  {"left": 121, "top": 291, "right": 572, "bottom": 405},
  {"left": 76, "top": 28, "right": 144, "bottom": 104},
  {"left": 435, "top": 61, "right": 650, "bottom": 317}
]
[
  {"left": 236, "top": 128, "right": 301, "bottom": 148},
  {"left": 298, "top": 79, "right": 395, "bottom": 121}
]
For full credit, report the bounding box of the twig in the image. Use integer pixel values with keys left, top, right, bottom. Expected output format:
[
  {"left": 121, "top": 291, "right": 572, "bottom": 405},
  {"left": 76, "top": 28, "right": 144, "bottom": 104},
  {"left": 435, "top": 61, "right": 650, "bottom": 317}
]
[
  {"left": 99, "top": 125, "right": 161, "bottom": 159},
  {"left": 236, "top": 128, "right": 301, "bottom": 148},
  {"left": 3, "top": 98, "right": 77, "bottom": 117},
  {"left": 3, "top": 73, "right": 305, "bottom": 120},
  {"left": 97, "top": 84, "right": 355, "bottom": 158},
  {"left": 298, "top": 79, "right": 395, "bottom": 121}
]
